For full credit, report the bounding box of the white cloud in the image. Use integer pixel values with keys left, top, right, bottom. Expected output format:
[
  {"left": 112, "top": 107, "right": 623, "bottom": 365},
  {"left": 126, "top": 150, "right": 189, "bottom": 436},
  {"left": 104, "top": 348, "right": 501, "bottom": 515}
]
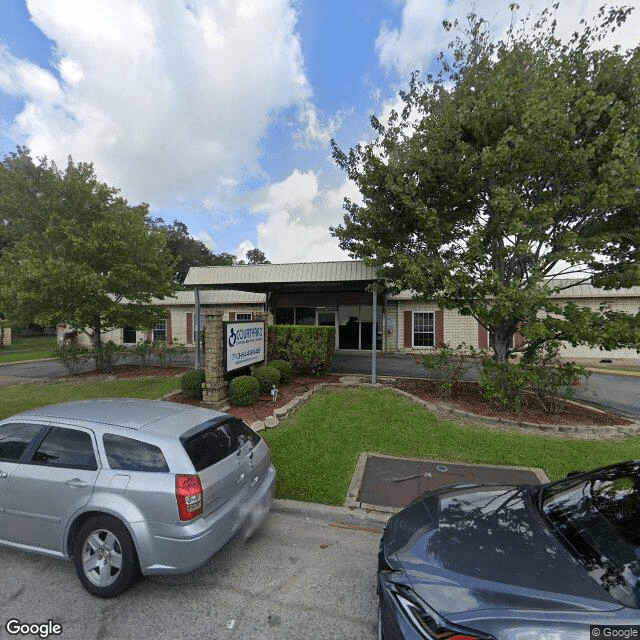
[
  {"left": 2, "top": 0, "right": 311, "bottom": 209},
  {"left": 193, "top": 230, "right": 218, "bottom": 252},
  {"left": 376, "top": 0, "right": 640, "bottom": 80},
  {"left": 243, "top": 169, "right": 360, "bottom": 263},
  {"left": 234, "top": 239, "right": 254, "bottom": 262},
  {"left": 294, "top": 102, "right": 345, "bottom": 149}
]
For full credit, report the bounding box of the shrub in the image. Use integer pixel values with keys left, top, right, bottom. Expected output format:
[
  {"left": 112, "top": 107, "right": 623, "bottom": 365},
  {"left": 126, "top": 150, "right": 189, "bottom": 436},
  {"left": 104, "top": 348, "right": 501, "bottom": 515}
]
[
  {"left": 420, "top": 342, "right": 477, "bottom": 397},
  {"left": 154, "top": 339, "right": 188, "bottom": 367},
  {"left": 478, "top": 359, "right": 529, "bottom": 412},
  {"left": 94, "top": 341, "right": 128, "bottom": 372},
  {"left": 128, "top": 339, "right": 154, "bottom": 366},
  {"left": 229, "top": 375, "right": 260, "bottom": 406},
  {"left": 269, "top": 359, "right": 293, "bottom": 383},
  {"left": 268, "top": 325, "right": 335, "bottom": 375},
  {"left": 521, "top": 344, "right": 590, "bottom": 415},
  {"left": 181, "top": 369, "right": 206, "bottom": 399},
  {"left": 252, "top": 364, "right": 281, "bottom": 393},
  {"left": 55, "top": 344, "right": 93, "bottom": 375}
]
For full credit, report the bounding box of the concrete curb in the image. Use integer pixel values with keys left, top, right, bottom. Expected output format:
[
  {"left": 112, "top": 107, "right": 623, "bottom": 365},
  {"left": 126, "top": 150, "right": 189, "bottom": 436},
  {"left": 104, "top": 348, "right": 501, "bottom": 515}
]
[
  {"left": 272, "top": 498, "right": 390, "bottom": 527},
  {"left": 246, "top": 375, "right": 640, "bottom": 440},
  {"left": 0, "top": 357, "right": 56, "bottom": 366}
]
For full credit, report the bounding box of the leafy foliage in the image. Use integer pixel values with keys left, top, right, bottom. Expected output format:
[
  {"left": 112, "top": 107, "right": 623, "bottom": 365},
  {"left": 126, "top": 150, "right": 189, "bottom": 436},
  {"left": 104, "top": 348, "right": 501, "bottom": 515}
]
[
  {"left": 152, "top": 339, "right": 188, "bottom": 367},
  {"left": 148, "top": 218, "right": 236, "bottom": 283},
  {"left": 181, "top": 369, "right": 206, "bottom": 399},
  {"left": 269, "top": 359, "right": 293, "bottom": 383},
  {"left": 268, "top": 325, "right": 335, "bottom": 375},
  {"left": 252, "top": 364, "right": 281, "bottom": 393},
  {"left": 419, "top": 342, "right": 477, "bottom": 397},
  {"left": 228, "top": 375, "right": 260, "bottom": 406},
  {"left": 331, "top": 5, "right": 640, "bottom": 361},
  {"left": 54, "top": 344, "right": 93, "bottom": 375},
  {"left": 0, "top": 148, "right": 176, "bottom": 370},
  {"left": 478, "top": 359, "right": 530, "bottom": 412}
]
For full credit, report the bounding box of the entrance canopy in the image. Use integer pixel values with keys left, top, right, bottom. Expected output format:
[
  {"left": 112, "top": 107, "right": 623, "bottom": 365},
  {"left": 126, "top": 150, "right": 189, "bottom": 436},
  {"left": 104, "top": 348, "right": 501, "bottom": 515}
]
[
  {"left": 184, "top": 260, "right": 379, "bottom": 294},
  {"left": 184, "top": 260, "right": 383, "bottom": 382}
]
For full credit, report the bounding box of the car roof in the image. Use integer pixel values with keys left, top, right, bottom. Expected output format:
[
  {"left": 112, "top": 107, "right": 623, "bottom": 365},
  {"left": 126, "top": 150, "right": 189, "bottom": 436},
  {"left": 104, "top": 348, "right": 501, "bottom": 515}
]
[{"left": 14, "top": 399, "right": 231, "bottom": 437}]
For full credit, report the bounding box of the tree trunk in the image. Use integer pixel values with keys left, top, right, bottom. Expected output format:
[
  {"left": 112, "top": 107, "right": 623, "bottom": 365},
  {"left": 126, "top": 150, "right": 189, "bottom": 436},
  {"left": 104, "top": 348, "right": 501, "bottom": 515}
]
[
  {"left": 491, "top": 330, "right": 513, "bottom": 363},
  {"left": 90, "top": 321, "right": 106, "bottom": 371}
]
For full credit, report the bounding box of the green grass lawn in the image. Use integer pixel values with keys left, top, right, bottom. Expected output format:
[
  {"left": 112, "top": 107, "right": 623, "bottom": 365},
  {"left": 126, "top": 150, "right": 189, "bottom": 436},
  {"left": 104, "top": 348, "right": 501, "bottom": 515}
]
[
  {"left": 0, "top": 377, "right": 180, "bottom": 420},
  {"left": 0, "top": 335, "right": 58, "bottom": 363},
  {"left": 262, "top": 387, "right": 640, "bottom": 506}
]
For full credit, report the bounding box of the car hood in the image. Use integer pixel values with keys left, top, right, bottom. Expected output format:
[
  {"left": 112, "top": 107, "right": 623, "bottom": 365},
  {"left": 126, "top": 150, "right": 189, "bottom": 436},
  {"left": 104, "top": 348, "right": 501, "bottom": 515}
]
[{"left": 383, "top": 484, "right": 622, "bottom": 617}]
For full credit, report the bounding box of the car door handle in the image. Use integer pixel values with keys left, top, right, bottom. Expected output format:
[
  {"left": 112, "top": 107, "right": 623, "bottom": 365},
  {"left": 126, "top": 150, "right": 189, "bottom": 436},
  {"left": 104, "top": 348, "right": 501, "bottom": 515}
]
[{"left": 66, "top": 478, "right": 88, "bottom": 488}]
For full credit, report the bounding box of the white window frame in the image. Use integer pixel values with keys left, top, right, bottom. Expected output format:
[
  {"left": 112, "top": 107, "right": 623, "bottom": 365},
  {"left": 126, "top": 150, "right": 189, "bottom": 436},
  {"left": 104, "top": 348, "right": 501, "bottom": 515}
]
[
  {"left": 152, "top": 319, "right": 166, "bottom": 342},
  {"left": 413, "top": 311, "right": 435, "bottom": 348}
]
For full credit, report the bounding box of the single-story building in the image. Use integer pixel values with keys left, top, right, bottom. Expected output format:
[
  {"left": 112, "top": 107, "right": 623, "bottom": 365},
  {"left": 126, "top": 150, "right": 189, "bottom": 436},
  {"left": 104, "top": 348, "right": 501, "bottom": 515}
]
[
  {"left": 184, "top": 261, "right": 640, "bottom": 361},
  {"left": 57, "top": 260, "right": 639, "bottom": 363},
  {"left": 56, "top": 289, "right": 266, "bottom": 347}
]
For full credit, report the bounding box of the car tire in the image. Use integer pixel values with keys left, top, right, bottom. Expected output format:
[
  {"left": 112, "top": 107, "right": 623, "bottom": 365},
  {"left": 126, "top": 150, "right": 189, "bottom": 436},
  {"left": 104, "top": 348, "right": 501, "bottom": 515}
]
[{"left": 73, "top": 515, "right": 140, "bottom": 598}]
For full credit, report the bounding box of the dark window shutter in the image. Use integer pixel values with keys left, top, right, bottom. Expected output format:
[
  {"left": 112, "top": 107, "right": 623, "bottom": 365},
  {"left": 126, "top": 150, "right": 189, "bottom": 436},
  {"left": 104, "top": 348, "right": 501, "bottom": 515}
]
[
  {"left": 435, "top": 310, "right": 444, "bottom": 346},
  {"left": 166, "top": 312, "right": 172, "bottom": 342},
  {"left": 186, "top": 312, "right": 193, "bottom": 344},
  {"left": 515, "top": 332, "right": 525, "bottom": 348},
  {"left": 478, "top": 322, "right": 488, "bottom": 350},
  {"left": 404, "top": 311, "right": 412, "bottom": 348}
]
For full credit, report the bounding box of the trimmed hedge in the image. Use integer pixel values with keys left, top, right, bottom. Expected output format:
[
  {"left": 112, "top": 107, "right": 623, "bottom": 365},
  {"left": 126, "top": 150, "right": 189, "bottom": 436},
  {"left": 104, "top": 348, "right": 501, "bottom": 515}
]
[
  {"left": 269, "top": 359, "right": 293, "bottom": 383},
  {"left": 229, "top": 375, "right": 260, "bottom": 406},
  {"left": 268, "top": 325, "right": 335, "bottom": 375},
  {"left": 252, "top": 364, "right": 281, "bottom": 393},
  {"left": 181, "top": 369, "right": 206, "bottom": 399}
]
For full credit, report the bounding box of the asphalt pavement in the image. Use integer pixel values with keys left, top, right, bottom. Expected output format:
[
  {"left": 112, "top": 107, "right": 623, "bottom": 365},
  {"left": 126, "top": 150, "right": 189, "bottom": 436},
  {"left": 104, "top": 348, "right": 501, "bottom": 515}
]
[
  {"left": 2, "top": 351, "right": 640, "bottom": 418},
  {"left": 0, "top": 501, "right": 385, "bottom": 640}
]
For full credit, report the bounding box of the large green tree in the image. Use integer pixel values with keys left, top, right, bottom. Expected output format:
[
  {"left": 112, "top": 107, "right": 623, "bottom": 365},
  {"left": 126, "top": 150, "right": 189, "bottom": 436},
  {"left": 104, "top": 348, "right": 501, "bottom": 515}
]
[
  {"left": 331, "top": 5, "right": 640, "bottom": 361},
  {"left": 0, "top": 148, "right": 176, "bottom": 366},
  {"left": 148, "top": 217, "right": 236, "bottom": 283}
]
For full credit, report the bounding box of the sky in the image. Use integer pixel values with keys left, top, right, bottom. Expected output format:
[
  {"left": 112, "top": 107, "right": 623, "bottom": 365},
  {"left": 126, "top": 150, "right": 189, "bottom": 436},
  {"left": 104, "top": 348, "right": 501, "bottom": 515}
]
[{"left": 0, "top": 0, "right": 638, "bottom": 266}]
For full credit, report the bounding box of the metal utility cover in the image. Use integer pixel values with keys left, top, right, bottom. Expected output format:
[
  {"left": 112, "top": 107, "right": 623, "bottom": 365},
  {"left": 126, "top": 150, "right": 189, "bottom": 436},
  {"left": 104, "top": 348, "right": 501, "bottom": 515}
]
[{"left": 353, "top": 454, "right": 548, "bottom": 511}]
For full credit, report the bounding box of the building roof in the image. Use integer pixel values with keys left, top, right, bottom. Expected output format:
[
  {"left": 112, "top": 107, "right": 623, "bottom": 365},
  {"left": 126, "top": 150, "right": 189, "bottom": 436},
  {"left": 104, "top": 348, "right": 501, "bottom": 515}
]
[
  {"left": 156, "top": 290, "right": 266, "bottom": 306},
  {"left": 184, "top": 260, "right": 380, "bottom": 294},
  {"left": 388, "top": 279, "right": 640, "bottom": 301}
]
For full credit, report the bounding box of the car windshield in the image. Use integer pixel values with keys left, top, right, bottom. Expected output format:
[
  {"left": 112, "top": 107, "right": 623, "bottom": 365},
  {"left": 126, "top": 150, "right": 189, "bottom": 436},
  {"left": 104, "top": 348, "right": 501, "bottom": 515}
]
[{"left": 541, "top": 463, "right": 640, "bottom": 609}]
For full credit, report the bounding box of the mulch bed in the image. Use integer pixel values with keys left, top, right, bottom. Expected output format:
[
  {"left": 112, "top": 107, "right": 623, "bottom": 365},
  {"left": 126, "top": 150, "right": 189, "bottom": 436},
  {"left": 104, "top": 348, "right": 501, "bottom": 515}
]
[
  {"left": 165, "top": 371, "right": 630, "bottom": 428},
  {"left": 386, "top": 378, "right": 631, "bottom": 427},
  {"left": 170, "top": 374, "right": 343, "bottom": 422},
  {"left": 73, "top": 365, "right": 191, "bottom": 379}
]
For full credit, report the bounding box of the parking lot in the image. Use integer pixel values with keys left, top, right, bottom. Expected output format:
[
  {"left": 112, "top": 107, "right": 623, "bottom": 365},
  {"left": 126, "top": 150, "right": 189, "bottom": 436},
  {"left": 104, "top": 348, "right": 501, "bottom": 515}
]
[{"left": 0, "top": 502, "right": 385, "bottom": 640}]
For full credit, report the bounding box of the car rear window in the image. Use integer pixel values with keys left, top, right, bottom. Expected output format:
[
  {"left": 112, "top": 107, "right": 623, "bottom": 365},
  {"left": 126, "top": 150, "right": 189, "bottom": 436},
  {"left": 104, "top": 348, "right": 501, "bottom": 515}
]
[
  {"left": 542, "top": 465, "right": 640, "bottom": 608},
  {"left": 103, "top": 434, "right": 169, "bottom": 472},
  {"left": 181, "top": 418, "right": 260, "bottom": 472}
]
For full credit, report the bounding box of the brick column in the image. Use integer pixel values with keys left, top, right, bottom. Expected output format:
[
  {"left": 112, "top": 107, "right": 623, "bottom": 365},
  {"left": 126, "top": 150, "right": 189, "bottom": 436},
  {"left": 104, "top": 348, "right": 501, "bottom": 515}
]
[
  {"left": 202, "top": 309, "right": 229, "bottom": 409},
  {"left": 254, "top": 311, "right": 269, "bottom": 364}
]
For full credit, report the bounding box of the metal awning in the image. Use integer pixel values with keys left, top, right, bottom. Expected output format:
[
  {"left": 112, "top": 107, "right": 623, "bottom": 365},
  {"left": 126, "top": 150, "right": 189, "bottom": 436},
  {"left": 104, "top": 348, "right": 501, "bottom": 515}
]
[
  {"left": 184, "top": 260, "right": 380, "bottom": 294},
  {"left": 185, "top": 260, "right": 382, "bottom": 382}
]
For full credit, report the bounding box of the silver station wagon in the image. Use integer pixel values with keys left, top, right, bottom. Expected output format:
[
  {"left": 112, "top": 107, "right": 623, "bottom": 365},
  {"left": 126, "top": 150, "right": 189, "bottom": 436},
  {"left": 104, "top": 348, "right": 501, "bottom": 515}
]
[{"left": 0, "top": 398, "right": 276, "bottom": 597}]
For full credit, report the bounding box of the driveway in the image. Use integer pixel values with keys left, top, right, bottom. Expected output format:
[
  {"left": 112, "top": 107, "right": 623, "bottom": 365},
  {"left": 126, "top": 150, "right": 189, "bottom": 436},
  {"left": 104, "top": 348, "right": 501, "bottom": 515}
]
[
  {"left": 3, "top": 351, "right": 640, "bottom": 419},
  {"left": 332, "top": 352, "right": 640, "bottom": 419},
  {"left": 0, "top": 501, "right": 383, "bottom": 640}
]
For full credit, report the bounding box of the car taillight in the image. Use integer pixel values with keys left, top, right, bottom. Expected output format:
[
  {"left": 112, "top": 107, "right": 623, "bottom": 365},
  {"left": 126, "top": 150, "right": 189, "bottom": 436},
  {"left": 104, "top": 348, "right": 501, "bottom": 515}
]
[
  {"left": 176, "top": 474, "right": 203, "bottom": 521},
  {"left": 391, "top": 583, "right": 494, "bottom": 640}
]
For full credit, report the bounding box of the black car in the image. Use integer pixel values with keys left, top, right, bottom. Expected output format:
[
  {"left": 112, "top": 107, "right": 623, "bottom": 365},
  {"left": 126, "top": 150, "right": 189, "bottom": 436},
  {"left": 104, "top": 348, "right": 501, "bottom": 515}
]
[{"left": 377, "top": 460, "right": 640, "bottom": 639}]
